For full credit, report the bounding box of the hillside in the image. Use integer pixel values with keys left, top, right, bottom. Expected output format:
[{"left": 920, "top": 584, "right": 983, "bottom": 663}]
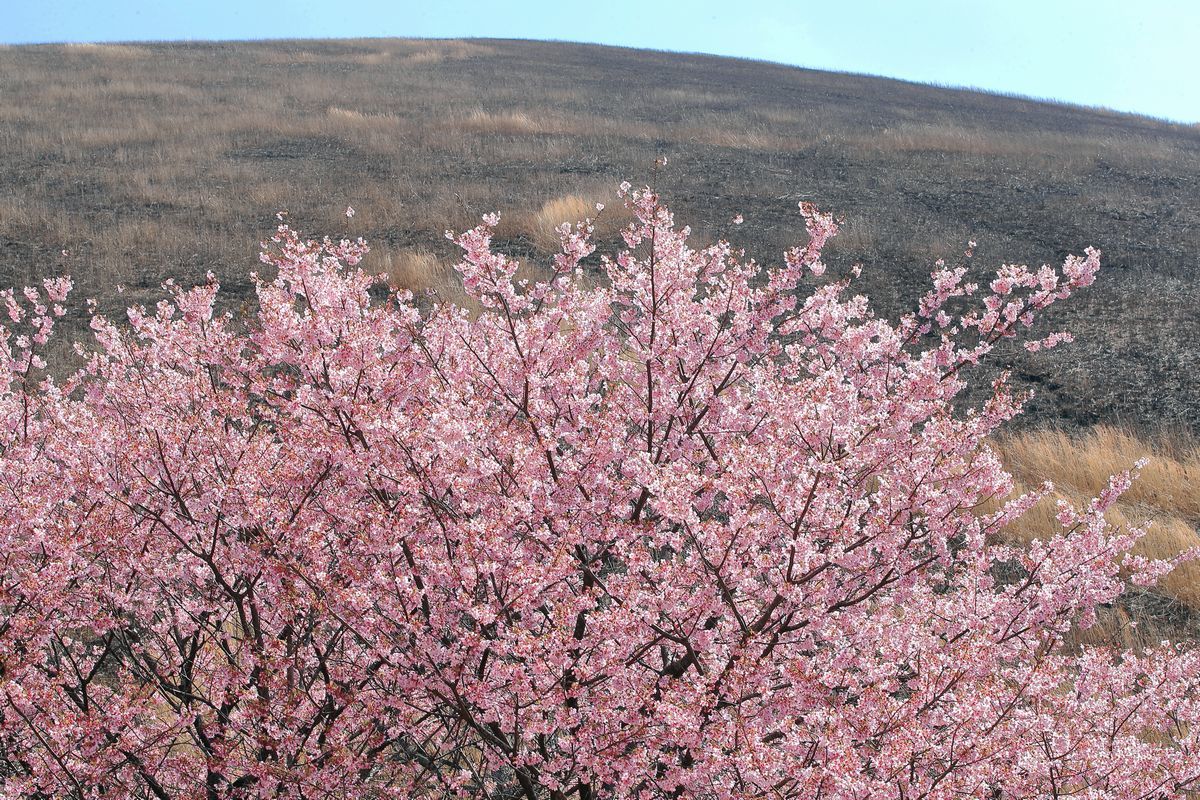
[{"left": 1, "top": 37, "right": 1198, "bottom": 432}]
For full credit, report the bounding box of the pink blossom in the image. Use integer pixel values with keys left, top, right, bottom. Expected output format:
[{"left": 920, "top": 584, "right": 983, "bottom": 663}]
[{"left": 0, "top": 186, "right": 1194, "bottom": 799}]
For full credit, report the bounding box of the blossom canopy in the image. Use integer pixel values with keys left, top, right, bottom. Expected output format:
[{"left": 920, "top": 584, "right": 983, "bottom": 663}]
[{"left": 1, "top": 185, "right": 1197, "bottom": 799}]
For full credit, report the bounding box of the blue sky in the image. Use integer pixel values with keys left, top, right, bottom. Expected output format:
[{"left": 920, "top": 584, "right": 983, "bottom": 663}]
[{"left": 3, "top": 0, "right": 1198, "bottom": 123}]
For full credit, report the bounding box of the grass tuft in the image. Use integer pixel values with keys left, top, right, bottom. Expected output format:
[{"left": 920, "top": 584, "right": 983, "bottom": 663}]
[{"left": 988, "top": 426, "right": 1200, "bottom": 642}]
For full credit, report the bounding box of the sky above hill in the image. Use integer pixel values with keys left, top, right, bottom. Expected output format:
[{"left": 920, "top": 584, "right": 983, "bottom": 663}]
[{"left": 3, "top": 0, "right": 1197, "bottom": 124}]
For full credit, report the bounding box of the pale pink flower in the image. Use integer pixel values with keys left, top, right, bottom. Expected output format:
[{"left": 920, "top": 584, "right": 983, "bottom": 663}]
[{"left": 0, "top": 184, "right": 1190, "bottom": 800}]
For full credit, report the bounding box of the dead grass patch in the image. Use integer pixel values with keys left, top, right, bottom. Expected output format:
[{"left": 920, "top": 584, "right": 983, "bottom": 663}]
[
  {"left": 397, "top": 41, "right": 496, "bottom": 66},
  {"left": 529, "top": 195, "right": 602, "bottom": 250},
  {"left": 60, "top": 43, "right": 148, "bottom": 58},
  {"left": 364, "top": 245, "right": 475, "bottom": 310},
  {"left": 456, "top": 109, "right": 566, "bottom": 137},
  {"left": 497, "top": 191, "right": 634, "bottom": 252},
  {"left": 986, "top": 426, "right": 1200, "bottom": 615},
  {"left": 997, "top": 427, "right": 1200, "bottom": 521},
  {"left": 326, "top": 106, "right": 398, "bottom": 125},
  {"left": 372, "top": 246, "right": 448, "bottom": 292},
  {"left": 396, "top": 40, "right": 496, "bottom": 63}
]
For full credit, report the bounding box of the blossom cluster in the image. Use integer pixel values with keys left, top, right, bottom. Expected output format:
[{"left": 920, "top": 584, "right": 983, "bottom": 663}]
[{"left": 0, "top": 186, "right": 1196, "bottom": 799}]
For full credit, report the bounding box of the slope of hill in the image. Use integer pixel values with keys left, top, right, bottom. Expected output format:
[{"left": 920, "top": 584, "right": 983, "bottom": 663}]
[{"left": 1, "top": 37, "right": 1198, "bottom": 431}]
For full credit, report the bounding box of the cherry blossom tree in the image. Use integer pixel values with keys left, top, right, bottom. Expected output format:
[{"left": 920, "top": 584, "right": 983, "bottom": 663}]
[{"left": 1, "top": 184, "right": 1198, "bottom": 798}]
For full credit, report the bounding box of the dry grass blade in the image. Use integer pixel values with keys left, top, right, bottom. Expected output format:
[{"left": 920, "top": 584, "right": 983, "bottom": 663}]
[{"left": 985, "top": 426, "right": 1200, "bottom": 645}]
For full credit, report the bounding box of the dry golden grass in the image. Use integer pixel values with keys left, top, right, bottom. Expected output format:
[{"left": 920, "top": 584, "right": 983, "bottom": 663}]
[
  {"left": 987, "top": 426, "right": 1200, "bottom": 632},
  {"left": 371, "top": 246, "right": 454, "bottom": 293},
  {"left": 457, "top": 109, "right": 560, "bottom": 136},
  {"left": 326, "top": 106, "right": 401, "bottom": 125},
  {"left": 997, "top": 427, "right": 1200, "bottom": 524},
  {"left": 532, "top": 195, "right": 600, "bottom": 245},
  {"left": 361, "top": 244, "right": 485, "bottom": 314},
  {"left": 501, "top": 192, "right": 634, "bottom": 252}
]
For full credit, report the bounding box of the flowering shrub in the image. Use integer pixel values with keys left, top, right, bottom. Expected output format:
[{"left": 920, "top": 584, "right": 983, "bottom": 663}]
[{"left": 1, "top": 185, "right": 1198, "bottom": 799}]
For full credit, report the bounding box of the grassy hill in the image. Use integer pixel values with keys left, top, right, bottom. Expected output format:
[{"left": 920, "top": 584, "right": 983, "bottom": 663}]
[
  {"left": 1, "top": 36, "right": 1199, "bottom": 644},
  {"left": 2, "top": 38, "right": 1199, "bottom": 432}
]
